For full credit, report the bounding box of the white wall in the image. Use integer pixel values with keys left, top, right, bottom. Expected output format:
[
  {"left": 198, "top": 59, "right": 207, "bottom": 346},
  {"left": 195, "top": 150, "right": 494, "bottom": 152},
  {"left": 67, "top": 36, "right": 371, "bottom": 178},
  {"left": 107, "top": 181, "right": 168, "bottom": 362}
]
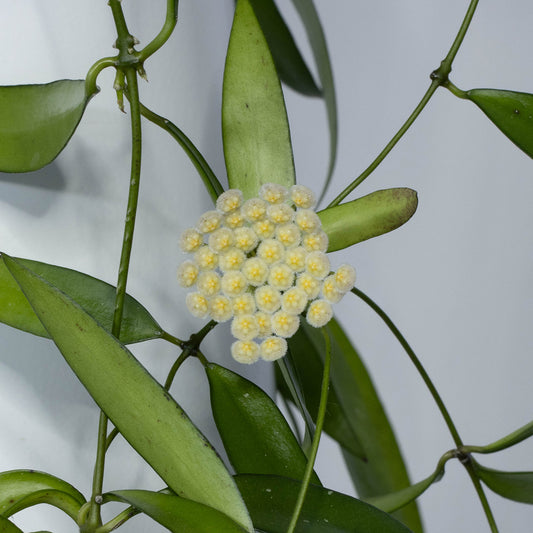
[{"left": 1, "top": 1, "right": 532, "bottom": 532}]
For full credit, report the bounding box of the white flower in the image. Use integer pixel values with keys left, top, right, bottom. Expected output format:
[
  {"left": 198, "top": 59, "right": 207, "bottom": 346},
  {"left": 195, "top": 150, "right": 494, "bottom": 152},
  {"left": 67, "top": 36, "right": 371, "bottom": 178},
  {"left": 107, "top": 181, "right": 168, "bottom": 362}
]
[
  {"left": 305, "top": 251, "right": 331, "bottom": 279},
  {"left": 177, "top": 182, "right": 355, "bottom": 364},
  {"left": 179, "top": 228, "right": 203, "bottom": 252},
  {"left": 306, "top": 299, "right": 333, "bottom": 328},
  {"left": 231, "top": 314, "right": 260, "bottom": 341},
  {"left": 260, "top": 336, "right": 287, "bottom": 361},
  {"left": 231, "top": 340, "right": 260, "bottom": 364},
  {"left": 197, "top": 210, "right": 223, "bottom": 233},
  {"left": 290, "top": 185, "right": 316, "bottom": 209},
  {"left": 216, "top": 189, "right": 243, "bottom": 213},
  {"left": 271, "top": 310, "right": 300, "bottom": 338},
  {"left": 196, "top": 271, "right": 221, "bottom": 296},
  {"left": 177, "top": 261, "right": 199, "bottom": 287}
]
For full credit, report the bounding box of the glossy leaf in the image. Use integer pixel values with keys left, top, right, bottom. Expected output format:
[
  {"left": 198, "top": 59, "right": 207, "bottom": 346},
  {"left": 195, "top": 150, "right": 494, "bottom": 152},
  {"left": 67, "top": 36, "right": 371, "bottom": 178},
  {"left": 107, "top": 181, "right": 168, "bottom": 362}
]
[
  {"left": 0, "top": 470, "right": 85, "bottom": 517},
  {"left": 1, "top": 255, "right": 253, "bottom": 533},
  {"left": 206, "top": 363, "right": 320, "bottom": 484},
  {"left": 248, "top": 0, "right": 320, "bottom": 97},
  {"left": 105, "top": 490, "right": 247, "bottom": 532},
  {"left": 0, "top": 80, "right": 89, "bottom": 172},
  {"left": 288, "top": 320, "right": 423, "bottom": 533},
  {"left": 318, "top": 188, "right": 418, "bottom": 252},
  {"left": 472, "top": 461, "right": 533, "bottom": 504},
  {"left": 467, "top": 89, "right": 533, "bottom": 158},
  {"left": 235, "top": 474, "right": 414, "bottom": 533},
  {"left": 0, "top": 256, "right": 162, "bottom": 344},
  {"left": 291, "top": 0, "right": 338, "bottom": 203},
  {"left": 282, "top": 331, "right": 366, "bottom": 460},
  {"left": 223, "top": 0, "right": 295, "bottom": 199},
  {"left": 0, "top": 516, "right": 23, "bottom": 533}
]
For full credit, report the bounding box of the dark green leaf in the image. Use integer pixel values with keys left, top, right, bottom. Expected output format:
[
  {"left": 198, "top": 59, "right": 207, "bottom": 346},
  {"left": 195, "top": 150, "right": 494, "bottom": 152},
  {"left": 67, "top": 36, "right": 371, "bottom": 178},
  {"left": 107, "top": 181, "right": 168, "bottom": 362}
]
[
  {"left": 0, "top": 80, "right": 89, "bottom": 172},
  {"left": 288, "top": 320, "right": 423, "bottom": 533},
  {"left": 1, "top": 255, "right": 253, "bottom": 532},
  {"left": 0, "top": 470, "right": 85, "bottom": 517},
  {"left": 291, "top": 0, "right": 337, "bottom": 203},
  {"left": 472, "top": 460, "right": 533, "bottom": 504},
  {"left": 235, "top": 474, "right": 414, "bottom": 532},
  {"left": 282, "top": 330, "right": 366, "bottom": 460},
  {"left": 223, "top": 0, "right": 295, "bottom": 199},
  {"left": 105, "top": 490, "right": 247, "bottom": 532},
  {"left": 248, "top": 0, "right": 321, "bottom": 97},
  {"left": 467, "top": 89, "right": 533, "bottom": 158},
  {"left": 206, "top": 363, "right": 320, "bottom": 484},
  {"left": 318, "top": 188, "right": 418, "bottom": 252},
  {"left": 0, "top": 256, "right": 162, "bottom": 344},
  {"left": 0, "top": 516, "right": 23, "bottom": 533}
]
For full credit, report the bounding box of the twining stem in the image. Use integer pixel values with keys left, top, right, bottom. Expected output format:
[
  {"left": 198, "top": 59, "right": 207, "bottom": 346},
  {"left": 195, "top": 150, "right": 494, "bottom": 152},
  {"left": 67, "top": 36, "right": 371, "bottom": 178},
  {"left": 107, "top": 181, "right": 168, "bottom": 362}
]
[
  {"left": 351, "top": 287, "right": 499, "bottom": 531},
  {"left": 138, "top": 0, "right": 179, "bottom": 62},
  {"left": 351, "top": 287, "right": 462, "bottom": 447},
  {"left": 286, "top": 328, "right": 331, "bottom": 533},
  {"left": 328, "top": 0, "right": 480, "bottom": 207},
  {"left": 462, "top": 419, "right": 533, "bottom": 455}
]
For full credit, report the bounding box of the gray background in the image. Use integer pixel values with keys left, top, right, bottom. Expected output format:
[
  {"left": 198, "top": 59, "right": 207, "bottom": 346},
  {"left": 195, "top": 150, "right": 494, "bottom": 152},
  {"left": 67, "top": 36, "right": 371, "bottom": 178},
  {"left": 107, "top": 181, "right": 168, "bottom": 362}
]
[{"left": 1, "top": 1, "right": 532, "bottom": 531}]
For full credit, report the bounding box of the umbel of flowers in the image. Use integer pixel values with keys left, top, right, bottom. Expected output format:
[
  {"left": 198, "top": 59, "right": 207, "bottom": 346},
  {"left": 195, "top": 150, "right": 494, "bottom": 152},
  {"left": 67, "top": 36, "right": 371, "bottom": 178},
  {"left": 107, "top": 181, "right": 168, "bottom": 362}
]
[{"left": 177, "top": 183, "right": 356, "bottom": 364}]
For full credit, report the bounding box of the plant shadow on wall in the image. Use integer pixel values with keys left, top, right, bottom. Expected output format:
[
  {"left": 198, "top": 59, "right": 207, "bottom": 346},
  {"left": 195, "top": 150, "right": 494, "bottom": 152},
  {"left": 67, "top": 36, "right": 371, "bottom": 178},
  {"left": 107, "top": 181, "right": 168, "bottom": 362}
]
[{"left": 1, "top": 0, "right": 533, "bottom": 532}]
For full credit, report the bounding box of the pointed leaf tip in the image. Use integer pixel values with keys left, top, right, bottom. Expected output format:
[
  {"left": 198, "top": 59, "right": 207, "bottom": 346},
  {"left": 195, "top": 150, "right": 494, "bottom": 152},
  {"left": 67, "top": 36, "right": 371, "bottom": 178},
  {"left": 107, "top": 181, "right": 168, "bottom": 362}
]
[{"left": 0, "top": 80, "right": 89, "bottom": 172}]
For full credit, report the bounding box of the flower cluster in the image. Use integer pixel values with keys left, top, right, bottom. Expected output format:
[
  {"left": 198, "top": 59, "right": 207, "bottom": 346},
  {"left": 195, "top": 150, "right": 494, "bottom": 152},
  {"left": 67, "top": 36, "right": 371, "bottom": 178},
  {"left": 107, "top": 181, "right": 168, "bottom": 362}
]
[{"left": 177, "top": 183, "right": 356, "bottom": 364}]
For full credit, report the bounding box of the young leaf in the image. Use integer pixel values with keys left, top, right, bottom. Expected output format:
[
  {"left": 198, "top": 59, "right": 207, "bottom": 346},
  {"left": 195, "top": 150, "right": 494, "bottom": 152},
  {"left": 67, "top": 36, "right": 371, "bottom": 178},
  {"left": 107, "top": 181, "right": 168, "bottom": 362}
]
[
  {"left": 248, "top": 0, "right": 321, "bottom": 97},
  {"left": 288, "top": 320, "right": 423, "bottom": 533},
  {"left": 467, "top": 89, "right": 533, "bottom": 158},
  {"left": 105, "top": 490, "right": 248, "bottom": 532},
  {"left": 206, "top": 363, "right": 320, "bottom": 484},
  {"left": 0, "top": 470, "right": 86, "bottom": 516},
  {"left": 222, "top": 0, "right": 295, "bottom": 199},
  {"left": 366, "top": 464, "right": 444, "bottom": 513},
  {"left": 291, "top": 0, "right": 338, "bottom": 204},
  {"left": 0, "top": 80, "right": 90, "bottom": 172},
  {"left": 0, "top": 516, "right": 23, "bottom": 533},
  {"left": 235, "top": 474, "right": 414, "bottom": 533},
  {"left": 472, "top": 460, "right": 533, "bottom": 504},
  {"left": 0, "top": 257, "right": 163, "bottom": 344},
  {"left": 319, "top": 188, "right": 418, "bottom": 252},
  {"left": 1, "top": 255, "right": 253, "bottom": 533}
]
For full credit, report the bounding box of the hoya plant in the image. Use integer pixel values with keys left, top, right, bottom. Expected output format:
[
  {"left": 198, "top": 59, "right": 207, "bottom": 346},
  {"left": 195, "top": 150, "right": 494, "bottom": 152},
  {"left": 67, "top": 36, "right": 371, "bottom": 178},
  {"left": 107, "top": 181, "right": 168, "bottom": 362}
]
[{"left": 1, "top": 1, "right": 532, "bottom": 532}]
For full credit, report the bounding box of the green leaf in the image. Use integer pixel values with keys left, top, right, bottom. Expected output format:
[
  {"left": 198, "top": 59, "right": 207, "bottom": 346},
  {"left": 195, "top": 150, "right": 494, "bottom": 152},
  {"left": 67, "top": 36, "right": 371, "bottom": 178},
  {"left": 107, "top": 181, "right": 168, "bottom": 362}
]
[
  {"left": 0, "top": 516, "right": 23, "bottom": 533},
  {"left": 0, "top": 470, "right": 85, "bottom": 518},
  {"left": 318, "top": 188, "right": 418, "bottom": 252},
  {"left": 282, "top": 331, "right": 366, "bottom": 460},
  {"left": 366, "top": 464, "right": 444, "bottom": 514},
  {"left": 105, "top": 490, "right": 247, "bottom": 532},
  {"left": 0, "top": 256, "right": 162, "bottom": 344},
  {"left": 472, "top": 460, "right": 533, "bottom": 504},
  {"left": 206, "top": 363, "right": 320, "bottom": 484},
  {"left": 1, "top": 255, "right": 253, "bottom": 533},
  {"left": 288, "top": 320, "right": 423, "bottom": 533},
  {"left": 222, "top": 0, "right": 295, "bottom": 199},
  {"left": 235, "top": 474, "right": 414, "bottom": 533},
  {"left": 467, "top": 89, "right": 533, "bottom": 158},
  {"left": 291, "top": 0, "right": 338, "bottom": 203},
  {"left": 0, "top": 80, "right": 90, "bottom": 173},
  {"left": 248, "top": 0, "right": 321, "bottom": 97}
]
